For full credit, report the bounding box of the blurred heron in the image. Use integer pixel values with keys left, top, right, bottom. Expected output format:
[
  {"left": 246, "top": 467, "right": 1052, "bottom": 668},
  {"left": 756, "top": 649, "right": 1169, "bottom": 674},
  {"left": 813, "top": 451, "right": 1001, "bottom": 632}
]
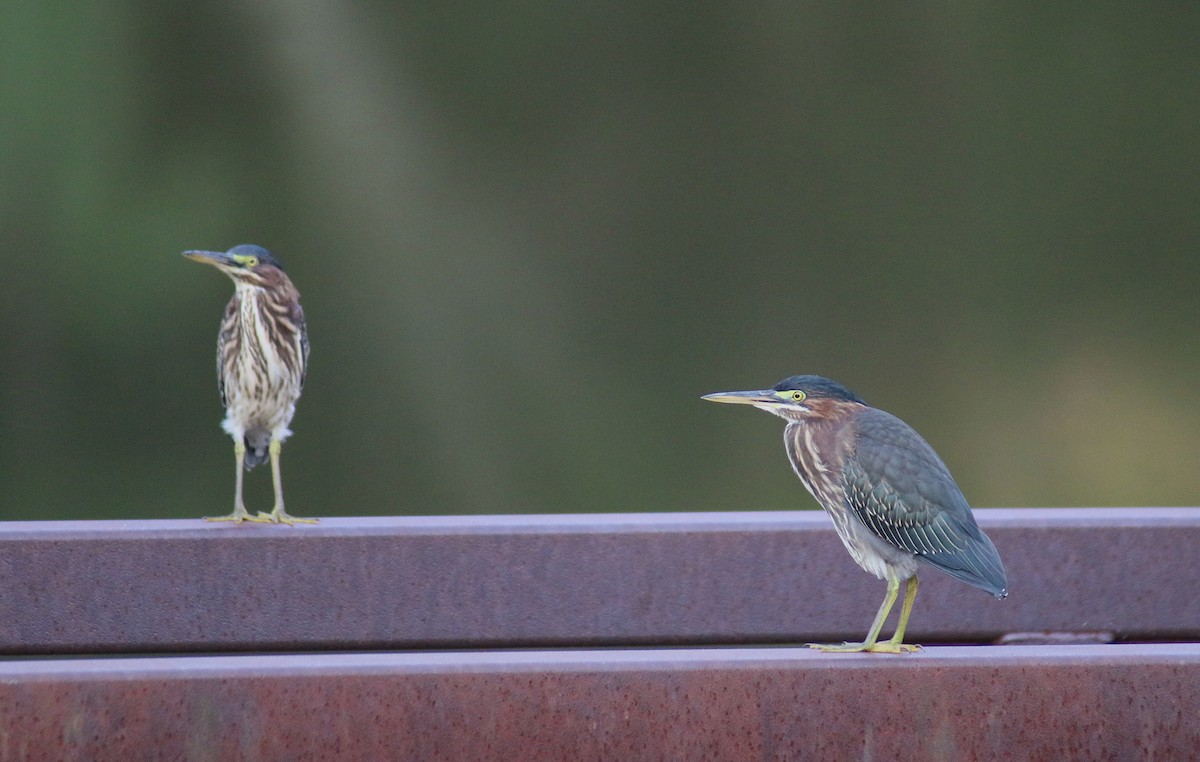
[{"left": 184, "top": 244, "right": 314, "bottom": 525}]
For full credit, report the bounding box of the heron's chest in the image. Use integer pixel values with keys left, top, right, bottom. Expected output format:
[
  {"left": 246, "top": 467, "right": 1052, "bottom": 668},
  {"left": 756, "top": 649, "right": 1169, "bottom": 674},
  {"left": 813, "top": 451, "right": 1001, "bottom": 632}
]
[
  {"left": 784, "top": 423, "right": 859, "bottom": 552},
  {"left": 783, "top": 421, "right": 912, "bottom": 580},
  {"left": 221, "top": 304, "right": 303, "bottom": 405},
  {"left": 783, "top": 423, "right": 848, "bottom": 508}
]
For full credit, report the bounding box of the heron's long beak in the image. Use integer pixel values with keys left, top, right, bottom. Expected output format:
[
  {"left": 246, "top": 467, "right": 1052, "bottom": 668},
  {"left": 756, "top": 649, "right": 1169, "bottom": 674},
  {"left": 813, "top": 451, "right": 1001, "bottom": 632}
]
[
  {"left": 183, "top": 250, "right": 235, "bottom": 267},
  {"left": 701, "top": 390, "right": 778, "bottom": 405}
]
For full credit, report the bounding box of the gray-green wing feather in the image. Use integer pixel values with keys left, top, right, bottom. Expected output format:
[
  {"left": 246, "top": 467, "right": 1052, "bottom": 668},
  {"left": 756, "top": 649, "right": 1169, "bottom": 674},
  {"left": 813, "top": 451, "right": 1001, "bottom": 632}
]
[{"left": 842, "top": 409, "right": 1007, "bottom": 597}]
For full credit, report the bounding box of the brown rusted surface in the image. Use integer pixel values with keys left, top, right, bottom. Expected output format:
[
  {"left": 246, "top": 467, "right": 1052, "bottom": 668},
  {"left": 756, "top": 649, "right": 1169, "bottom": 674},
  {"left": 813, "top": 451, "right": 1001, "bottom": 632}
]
[
  {"left": 0, "top": 644, "right": 1197, "bottom": 761},
  {"left": 0, "top": 508, "right": 1197, "bottom": 653}
]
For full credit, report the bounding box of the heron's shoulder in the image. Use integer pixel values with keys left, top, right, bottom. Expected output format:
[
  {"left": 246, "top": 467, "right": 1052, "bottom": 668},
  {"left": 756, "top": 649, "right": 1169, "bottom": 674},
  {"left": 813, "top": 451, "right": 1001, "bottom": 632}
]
[
  {"left": 850, "top": 407, "right": 927, "bottom": 446},
  {"left": 849, "top": 407, "right": 954, "bottom": 482}
]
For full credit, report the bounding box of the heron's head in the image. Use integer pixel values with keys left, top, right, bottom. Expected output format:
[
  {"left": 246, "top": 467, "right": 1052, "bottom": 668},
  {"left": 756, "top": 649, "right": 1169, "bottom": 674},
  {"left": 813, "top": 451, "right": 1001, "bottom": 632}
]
[
  {"left": 702, "top": 375, "right": 867, "bottom": 422},
  {"left": 183, "top": 244, "right": 290, "bottom": 291}
]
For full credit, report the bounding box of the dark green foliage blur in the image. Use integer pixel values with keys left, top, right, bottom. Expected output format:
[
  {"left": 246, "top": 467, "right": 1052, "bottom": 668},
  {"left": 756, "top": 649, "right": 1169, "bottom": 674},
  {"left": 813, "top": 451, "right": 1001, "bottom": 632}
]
[{"left": 2, "top": 4, "right": 1198, "bottom": 520}]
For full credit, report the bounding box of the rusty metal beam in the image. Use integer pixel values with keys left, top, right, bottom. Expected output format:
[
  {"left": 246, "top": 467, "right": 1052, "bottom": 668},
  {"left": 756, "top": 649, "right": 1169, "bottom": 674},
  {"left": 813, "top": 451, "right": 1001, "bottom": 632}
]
[
  {"left": 1, "top": 644, "right": 1197, "bottom": 760},
  {"left": 0, "top": 508, "right": 1197, "bottom": 654}
]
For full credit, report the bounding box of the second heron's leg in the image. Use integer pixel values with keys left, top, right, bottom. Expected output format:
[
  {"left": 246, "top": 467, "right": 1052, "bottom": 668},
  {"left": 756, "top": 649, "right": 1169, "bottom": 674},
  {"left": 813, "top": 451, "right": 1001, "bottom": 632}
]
[{"left": 255, "top": 440, "right": 317, "bottom": 525}]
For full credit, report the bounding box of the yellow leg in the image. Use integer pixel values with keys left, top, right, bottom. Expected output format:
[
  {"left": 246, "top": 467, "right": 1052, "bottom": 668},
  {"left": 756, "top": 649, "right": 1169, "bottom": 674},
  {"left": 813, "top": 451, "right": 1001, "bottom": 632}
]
[
  {"left": 206, "top": 441, "right": 253, "bottom": 523},
  {"left": 806, "top": 571, "right": 921, "bottom": 654},
  {"left": 881, "top": 576, "right": 920, "bottom": 650},
  {"left": 254, "top": 440, "right": 317, "bottom": 525}
]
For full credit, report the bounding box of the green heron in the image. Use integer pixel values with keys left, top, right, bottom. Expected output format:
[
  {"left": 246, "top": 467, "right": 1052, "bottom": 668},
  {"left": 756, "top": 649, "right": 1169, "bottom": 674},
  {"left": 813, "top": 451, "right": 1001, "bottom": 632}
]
[
  {"left": 704, "top": 375, "right": 1006, "bottom": 652},
  {"left": 184, "top": 244, "right": 314, "bottom": 525}
]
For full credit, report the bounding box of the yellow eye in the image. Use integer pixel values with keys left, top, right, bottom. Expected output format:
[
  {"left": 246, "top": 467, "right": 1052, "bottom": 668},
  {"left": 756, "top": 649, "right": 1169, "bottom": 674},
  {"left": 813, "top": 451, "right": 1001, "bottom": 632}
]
[
  {"left": 791, "top": 391, "right": 806, "bottom": 402},
  {"left": 232, "top": 254, "right": 260, "bottom": 268}
]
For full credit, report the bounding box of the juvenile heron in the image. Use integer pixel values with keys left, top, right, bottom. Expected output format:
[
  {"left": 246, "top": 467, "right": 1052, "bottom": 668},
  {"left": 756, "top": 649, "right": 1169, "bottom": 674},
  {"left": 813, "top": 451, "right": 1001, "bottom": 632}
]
[
  {"left": 184, "top": 244, "right": 314, "bottom": 525},
  {"left": 704, "top": 375, "right": 1006, "bottom": 652}
]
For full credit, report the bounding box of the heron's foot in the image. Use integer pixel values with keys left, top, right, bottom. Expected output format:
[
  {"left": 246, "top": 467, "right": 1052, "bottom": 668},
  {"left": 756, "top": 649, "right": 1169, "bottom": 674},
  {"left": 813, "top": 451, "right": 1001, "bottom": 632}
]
[
  {"left": 254, "top": 506, "right": 318, "bottom": 525},
  {"left": 805, "top": 641, "right": 921, "bottom": 654},
  {"left": 205, "top": 505, "right": 253, "bottom": 523},
  {"left": 866, "top": 641, "right": 921, "bottom": 654}
]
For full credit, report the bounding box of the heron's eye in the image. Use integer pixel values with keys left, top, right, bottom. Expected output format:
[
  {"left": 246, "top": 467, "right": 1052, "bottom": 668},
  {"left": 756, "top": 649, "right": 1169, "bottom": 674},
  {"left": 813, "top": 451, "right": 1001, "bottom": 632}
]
[
  {"left": 233, "top": 254, "right": 259, "bottom": 268},
  {"left": 791, "top": 390, "right": 806, "bottom": 402}
]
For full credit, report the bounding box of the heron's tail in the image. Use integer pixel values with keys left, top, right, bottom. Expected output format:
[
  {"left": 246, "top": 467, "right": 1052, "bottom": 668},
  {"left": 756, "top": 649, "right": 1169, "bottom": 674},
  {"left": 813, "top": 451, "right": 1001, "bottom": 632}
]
[
  {"left": 243, "top": 436, "right": 271, "bottom": 470},
  {"left": 923, "top": 531, "right": 1009, "bottom": 599}
]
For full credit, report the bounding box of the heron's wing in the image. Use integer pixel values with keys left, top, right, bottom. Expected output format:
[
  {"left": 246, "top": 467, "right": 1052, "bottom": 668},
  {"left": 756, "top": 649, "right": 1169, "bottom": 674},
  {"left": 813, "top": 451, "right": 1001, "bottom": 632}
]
[
  {"left": 217, "top": 294, "right": 240, "bottom": 409},
  {"left": 843, "top": 408, "right": 1007, "bottom": 597},
  {"left": 293, "top": 301, "right": 309, "bottom": 390}
]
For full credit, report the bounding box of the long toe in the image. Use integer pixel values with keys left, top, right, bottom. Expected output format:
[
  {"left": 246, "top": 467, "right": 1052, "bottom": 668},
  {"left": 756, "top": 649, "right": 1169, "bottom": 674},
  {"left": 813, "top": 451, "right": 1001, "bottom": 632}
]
[
  {"left": 804, "top": 642, "right": 870, "bottom": 653},
  {"left": 279, "top": 514, "right": 319, "bottom": 525},
  {"left": 205, "top": 507, "right": 251, "bottom": 523},
  {"left": 260, "top": 507, "right": 317, "bottom": 525},
  {"left": 865, "top": 642, "right": 921, "bottom": 654},
  {"left": 804, "top": 641, "right": 920, "bottom": 654}
]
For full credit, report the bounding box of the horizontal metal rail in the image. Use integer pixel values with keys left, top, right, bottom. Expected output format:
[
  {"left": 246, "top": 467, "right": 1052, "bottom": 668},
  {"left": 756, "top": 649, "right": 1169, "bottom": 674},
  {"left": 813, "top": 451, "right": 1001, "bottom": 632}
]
[
  {"left": 1, "top": 644, "right": 1197, "bottom": 761},
  {"left": 1, "top": 508, "right": 1197, "bottom": 653}
]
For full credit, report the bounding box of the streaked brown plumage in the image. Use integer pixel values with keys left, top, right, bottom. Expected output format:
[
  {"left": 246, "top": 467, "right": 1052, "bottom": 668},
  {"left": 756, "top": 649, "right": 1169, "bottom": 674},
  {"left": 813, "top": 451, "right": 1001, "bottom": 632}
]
[{"left": 184, "top": 244, "right": 314, "bottom": 524}]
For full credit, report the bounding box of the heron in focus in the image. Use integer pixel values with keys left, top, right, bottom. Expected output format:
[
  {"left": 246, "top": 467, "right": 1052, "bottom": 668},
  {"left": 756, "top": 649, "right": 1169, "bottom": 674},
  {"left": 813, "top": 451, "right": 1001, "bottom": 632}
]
[
  {"left": 704, "top": 375, "right": 1006, "bottom": 652},
  {"left": 184, "top": 244, "right": 314, "bottom": 525}
]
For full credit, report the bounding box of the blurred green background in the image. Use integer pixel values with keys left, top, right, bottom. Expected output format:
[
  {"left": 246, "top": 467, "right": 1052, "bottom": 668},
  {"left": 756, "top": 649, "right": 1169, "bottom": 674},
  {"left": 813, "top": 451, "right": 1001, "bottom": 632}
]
[{"left": 1, "top": 3, "right": 1197, "bottom": 521}]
